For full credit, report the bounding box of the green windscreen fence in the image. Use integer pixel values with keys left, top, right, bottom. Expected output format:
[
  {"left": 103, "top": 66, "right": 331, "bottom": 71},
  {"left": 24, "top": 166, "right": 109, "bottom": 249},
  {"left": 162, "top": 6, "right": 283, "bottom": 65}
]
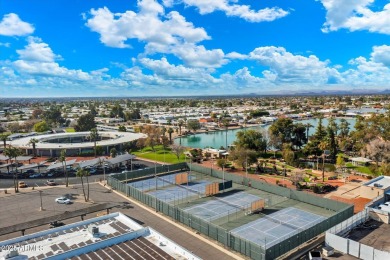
[{"left": 108, "top": 162, "right": 353, "bottom": 260}]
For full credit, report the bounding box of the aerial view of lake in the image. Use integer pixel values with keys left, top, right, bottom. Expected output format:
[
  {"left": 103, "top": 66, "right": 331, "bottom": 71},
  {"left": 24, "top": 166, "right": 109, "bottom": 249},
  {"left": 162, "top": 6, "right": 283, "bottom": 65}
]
[{"left": 175, "top": 118, "right": 357, "bottom": 149}]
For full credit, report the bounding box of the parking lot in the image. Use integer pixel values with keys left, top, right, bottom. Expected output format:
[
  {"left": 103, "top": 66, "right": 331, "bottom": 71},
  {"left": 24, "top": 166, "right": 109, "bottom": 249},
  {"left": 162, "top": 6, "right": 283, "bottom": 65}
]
[
  {"left": 0, "top": 183, "right": 238, "bottom": 260},
  {"left": 0, "top": 158, "right": 158, "bottom": 189}
]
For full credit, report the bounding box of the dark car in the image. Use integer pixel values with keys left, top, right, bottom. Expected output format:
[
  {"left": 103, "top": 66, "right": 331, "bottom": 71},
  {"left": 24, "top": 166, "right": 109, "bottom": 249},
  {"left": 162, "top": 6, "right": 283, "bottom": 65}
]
[{"left": 49, "top": 221, "right": 65, "bottom": 228}]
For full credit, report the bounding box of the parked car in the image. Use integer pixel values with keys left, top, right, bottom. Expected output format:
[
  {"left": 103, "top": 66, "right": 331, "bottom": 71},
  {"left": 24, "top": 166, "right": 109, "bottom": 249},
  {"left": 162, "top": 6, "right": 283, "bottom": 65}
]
[
  {"left": 29, "top": 173, "right": 41, "bottom": 178},
  {"left": 55, "top": 197, "right": 71, "bottom": 204},
  {"left": 46, "top": 180, "right": 57, "bottom": 186},
  {"left": 49, "top": 221, "right": 65, "bottom": 228},
  {"left": 18, "top": 181, "right": 27, "bottom": 188}
]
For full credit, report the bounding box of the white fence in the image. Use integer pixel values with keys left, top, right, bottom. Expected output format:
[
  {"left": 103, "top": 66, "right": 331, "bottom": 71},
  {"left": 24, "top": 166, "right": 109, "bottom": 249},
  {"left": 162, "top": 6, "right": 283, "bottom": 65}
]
[{"left": 326, "top": 208, "right": 390, "bottom": 259}]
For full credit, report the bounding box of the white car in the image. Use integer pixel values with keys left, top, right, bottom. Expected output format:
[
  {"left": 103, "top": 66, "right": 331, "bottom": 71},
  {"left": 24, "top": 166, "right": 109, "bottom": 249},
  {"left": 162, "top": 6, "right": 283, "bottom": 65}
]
[{"left": 55, "top": 197, "right": 71, "bottom": 204}]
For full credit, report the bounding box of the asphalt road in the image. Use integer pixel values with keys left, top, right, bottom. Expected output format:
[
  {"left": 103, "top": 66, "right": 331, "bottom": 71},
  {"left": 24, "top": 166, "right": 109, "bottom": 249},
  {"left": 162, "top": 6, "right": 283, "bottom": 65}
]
[{"left": 0, "top": 159, "right": 161, "bottom": 189}]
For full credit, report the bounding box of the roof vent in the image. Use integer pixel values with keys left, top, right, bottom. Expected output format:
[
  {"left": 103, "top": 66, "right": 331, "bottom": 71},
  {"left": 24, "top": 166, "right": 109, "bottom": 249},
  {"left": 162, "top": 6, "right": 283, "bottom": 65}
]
[{"left": 88, "top": 226, "right": 99, "bottom": 237}]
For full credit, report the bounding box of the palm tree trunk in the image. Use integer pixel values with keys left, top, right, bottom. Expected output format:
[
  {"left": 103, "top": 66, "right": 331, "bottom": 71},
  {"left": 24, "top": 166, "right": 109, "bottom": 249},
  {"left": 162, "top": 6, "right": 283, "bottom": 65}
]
[
  {"left": 80, "top": 176, "right": 87, "bottom": 202},
  {"left": 13, "top": 173, "right": 17, "bottom": 193},
  {"left": 64, "top": 161, "right": 68, "bottom": 187},
  {"left": 94, "top": 141, "right": 97, "bottom": 158},
  {"left": 86, "top": 175, "right": 90, "bottom": 201},
  {"left": 15, "top": 162, "right": 19, "bottom": 193}
]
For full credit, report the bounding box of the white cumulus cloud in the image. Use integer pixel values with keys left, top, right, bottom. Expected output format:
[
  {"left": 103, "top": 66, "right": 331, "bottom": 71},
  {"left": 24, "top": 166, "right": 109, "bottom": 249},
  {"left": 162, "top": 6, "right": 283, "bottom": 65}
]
[
  {"left": 320, "top": 0, "right": 390, "bottom": 34},
  {"left": 248, "top": 46, "right": 340, "bottom": 84},
  {"left": 85, "top": 2, "right": 209, "bottom": 48},
  {"left": 171, "top": 0, "right": 289, "bottom": 22},
  {"left": 0, "top": 13, "right": 35, "bottom": 36},
  {"left": 85, "top": 1, "right": 227, "bottom": 68}
]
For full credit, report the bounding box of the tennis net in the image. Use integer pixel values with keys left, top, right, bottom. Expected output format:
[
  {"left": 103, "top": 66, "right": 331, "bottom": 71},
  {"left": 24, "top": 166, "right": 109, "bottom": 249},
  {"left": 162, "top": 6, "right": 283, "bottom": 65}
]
[
  {"left": 156, "top": 175, "right": 204, "bottom": 196},
  {"left": 260, "top": 213, "right": 304, "bottom": 231},
  {"left": 211, "top": 196, "right": 250, "bottom": 211}
]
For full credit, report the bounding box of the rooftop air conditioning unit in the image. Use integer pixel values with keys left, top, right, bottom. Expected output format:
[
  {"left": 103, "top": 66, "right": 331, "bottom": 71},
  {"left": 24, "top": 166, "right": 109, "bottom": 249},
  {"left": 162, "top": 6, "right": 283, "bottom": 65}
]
[
  {"left": 5, "top": 250, "right": 19, "bottom": 259},
  {"left": 88, "top": 226, "right": 99, "bottom": 237}
]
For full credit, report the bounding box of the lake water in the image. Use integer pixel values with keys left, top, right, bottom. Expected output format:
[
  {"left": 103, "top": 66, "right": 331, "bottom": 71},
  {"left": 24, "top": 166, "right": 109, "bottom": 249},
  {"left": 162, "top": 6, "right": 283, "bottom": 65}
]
[{"left": 175, "top": 118, "right": 357, "bottom": 149}]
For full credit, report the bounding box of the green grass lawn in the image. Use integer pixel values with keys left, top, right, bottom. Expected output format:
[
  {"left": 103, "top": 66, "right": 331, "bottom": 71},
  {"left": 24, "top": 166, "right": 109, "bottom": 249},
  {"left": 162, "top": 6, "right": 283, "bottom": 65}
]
[
  {"left": 65, "top": 128, "right": 75, "bottom": 132},
  {"left": 346, "top": 162, "right": 376, "bottom": 175},
  {"left": 133, "top": 146, "right": 186, "bottom": 163}
]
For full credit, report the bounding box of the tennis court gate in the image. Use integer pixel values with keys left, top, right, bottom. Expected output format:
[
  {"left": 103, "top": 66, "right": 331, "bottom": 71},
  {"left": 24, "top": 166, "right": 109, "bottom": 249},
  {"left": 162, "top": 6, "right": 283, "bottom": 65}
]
[{"left": 108, "top": 163, "right": 353, "bottom": 260}]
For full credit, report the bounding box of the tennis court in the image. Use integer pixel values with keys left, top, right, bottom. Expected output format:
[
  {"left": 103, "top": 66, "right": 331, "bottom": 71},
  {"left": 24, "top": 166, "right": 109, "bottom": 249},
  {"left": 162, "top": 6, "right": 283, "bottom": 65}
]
[
  {"left": 230, "top": 207, "right": 325, "bottom": 248},
  {"left": 148, "top": 179, "right": 212, "bottom": 203},
  {"left": 127, "top": 173, "right": 196, "bottom": 192},
  {"left": 183, "top": 192, "right": 262, "bottom": 222}
]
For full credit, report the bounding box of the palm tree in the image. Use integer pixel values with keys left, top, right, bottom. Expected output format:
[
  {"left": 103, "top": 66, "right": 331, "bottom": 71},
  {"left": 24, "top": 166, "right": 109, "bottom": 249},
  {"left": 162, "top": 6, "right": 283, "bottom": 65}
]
[
  {"left": 0, "top": 133, "right": 9, "bottom": 149},
  {"left": 222, "top": 118, "right": 230, "bottom": 150},
  {"left": 59, "top": 149, "right": 69, "bottom": 187},
  {"left": 304, "top": 123, "right": 314, "bottom": 141},
  {"left": 177, "top": 120, "right": 184, "bottom": 135},
  {"left": 76, "top": 168, "right": 90, "bottom": 202},
  {"left": 318, "top": 140, "right": 329, "bottom": 182},
  {"left": 29, "top": 138, "right": 39, "bottom": 157},
  {"left": 167, "top": 127, "right": 174, "bottom": 144},
  {"left": 161, "top": 126, "right": 166, "bottom": 137},
  {"left": 110, "top": 148, "right": 117, "bottom": 158},
  {"left": 90, "top": 128, "right": 99, "bottom": 158},
  {"left": 4, "top": 146, "right": 22, "bottom": 193}
]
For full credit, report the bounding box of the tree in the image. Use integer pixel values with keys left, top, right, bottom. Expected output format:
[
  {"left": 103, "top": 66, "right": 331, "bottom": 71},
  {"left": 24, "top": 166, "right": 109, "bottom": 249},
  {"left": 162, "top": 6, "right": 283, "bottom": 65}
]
[
  {"left": 76, "top": 168, "right": 90, "bottom": 202},
  {"left": 29, "top": 138, "right": 38, "bottom": 157},
  {"left": 31, "top": 109, "right": 43, "bottom": 119},
  {"left": 282, "top": 143, "right": 295, "bottom": 166},
  {"left": 124, "top": 109, "right": 141, "bottom": 121},
  {"left": 90, "top": 128, "right": 99, "bottom": 157},
  {"left": 364, "top": 139, "right": 390, "bottom": 167},
  {"left": 338, "top": 119, "right": 349, "bottom": 137},
  {"left": 234, "top": 129, "right": 267, "bottom": 153},
  {"left": 0, "top": 133, "right": 9, "bottom": 148},
  {"left": 110, "top": 148, "right": 117, "bottom": 158},
  {"left": 74, "top": 113, "right": 96, "bottom": 132},
  {"left": 222, "top": 118, "right": 230, "bottom": 150},
  {"left": 304, "top": 123, "right": 314, "bottom": 141},
  {"left": 326, "top": 122, "right": 338, "bottom": 160},
  {"left": 137, "top": 125, "right": 161, "bottom": 151},
  {"left": 228, "top": 147, "right": 257, "bottom": 170},
  {"left": 167, "top": 127, "right": 174, "bottom": 144},
  {"left": 336, "top": 154, "right": 344, "bottom": 170},
  {"left": 43, "top": 106, "right": 65, "bottom": 127},
  {"left": 8, "top": 122, "right": 21, "bottom": 133},
  {"left": 177, "top": 119, "right": 184, "bottom": 135},
  {"left": 269, "top": 118, "right": 294, "bottom": 145},
  {"left": 187, "top": 119, "right": 201, "bottom": 134},
  {"left": 4, "top": 146, "right": 23, "bottom": 193},
  {"left": 33, "top": 121, "right": 50, "bottom": 132},
  {"left": 161, "top": 135, "right": 170, "bottom": 150},
  {"left": 59, "top": 149, "right": 69, "bottom": 187},
  {"left": 118, "top": 125, "right": 127, "bottom": 132},
  {"left": 291, "top": 123, "right": 307, "bottom": 149},
  {"left": 109, "top": 103, "right": 124, "bottom": 118},
  {"left": 170, "top": 144, "right": 186, "bottom": 161},
  {"left": 216, "top": 158, "right": 228, "bottom": 171}
]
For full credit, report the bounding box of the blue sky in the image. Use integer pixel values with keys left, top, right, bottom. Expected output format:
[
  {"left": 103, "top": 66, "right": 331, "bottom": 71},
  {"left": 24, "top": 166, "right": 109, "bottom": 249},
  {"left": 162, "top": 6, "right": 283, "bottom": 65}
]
[{"left": 1, "top": 0, "right": 390, "bottom": 97}]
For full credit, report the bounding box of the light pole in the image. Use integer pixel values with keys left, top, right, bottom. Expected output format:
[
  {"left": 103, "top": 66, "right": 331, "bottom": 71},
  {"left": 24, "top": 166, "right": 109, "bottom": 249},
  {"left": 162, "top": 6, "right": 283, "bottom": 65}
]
[
  {"left": 245, "top": 157, "right": 248, "bottom": 185},
  {"left": 155, "top": 152, "right": 157, "bottom": 212},
  {"left": 39, "top": 190, "right": 43, "bottom": 211}
]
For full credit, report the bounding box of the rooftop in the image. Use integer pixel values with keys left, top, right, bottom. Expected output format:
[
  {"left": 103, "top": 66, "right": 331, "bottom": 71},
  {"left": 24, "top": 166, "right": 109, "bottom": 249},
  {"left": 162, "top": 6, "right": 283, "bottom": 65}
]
[
  {"left": 8, "top": 132, "right": 147, "bottom": 150},
  {"left": 0, "top": 212, "right": 199, "bottom": 260},
  {"left": 346, "top": 219, "right": 390, "bottom": 252},
  {"left": 364, "top": 176, "right": 390, "bottom": 189}
]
